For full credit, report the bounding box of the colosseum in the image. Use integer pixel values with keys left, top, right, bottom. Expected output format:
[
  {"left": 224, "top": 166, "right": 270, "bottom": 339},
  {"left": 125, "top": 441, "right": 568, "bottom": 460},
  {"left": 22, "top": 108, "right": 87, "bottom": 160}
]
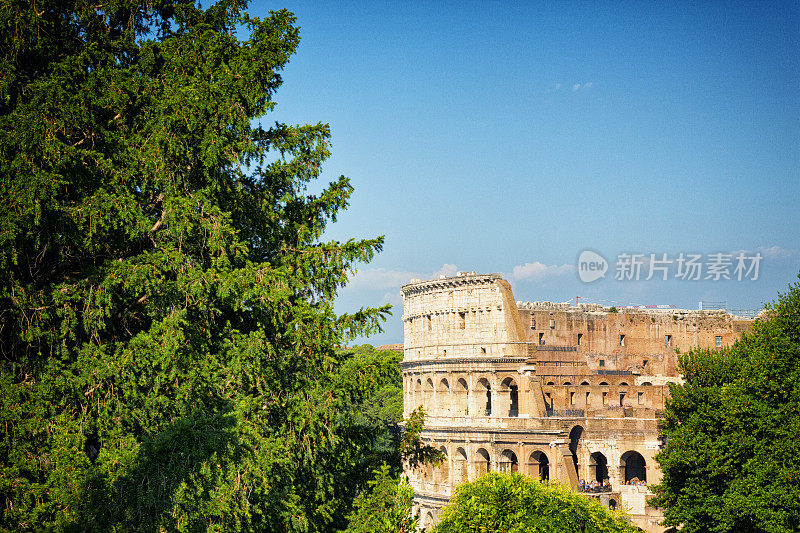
[{"left": 401, "top": 272, "right": 752, "bottom": 532}]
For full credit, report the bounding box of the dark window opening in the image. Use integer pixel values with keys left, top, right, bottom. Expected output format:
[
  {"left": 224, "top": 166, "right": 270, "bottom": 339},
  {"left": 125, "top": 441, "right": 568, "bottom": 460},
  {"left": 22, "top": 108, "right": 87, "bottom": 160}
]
[
  {"left": 590, "top": 452, "right": 609, "bottom": 483},
  {"left": 577, "top": 333, "right": 583, "bottom": 346},
  {"left": 622, "top": 451, "right": 647, "bottom": 483},
  {"left": 509, "top": 386, "right": 519, "bottom": 417}
]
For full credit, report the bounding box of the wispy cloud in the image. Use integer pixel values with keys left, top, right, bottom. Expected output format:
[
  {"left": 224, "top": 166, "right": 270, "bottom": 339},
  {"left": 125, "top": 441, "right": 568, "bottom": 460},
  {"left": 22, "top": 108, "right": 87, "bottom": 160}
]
[
  {"left": 756, "top": 245, "right": 798, "bottom": 260},
  {"left": 571, "top": 82, "right": 594, "bottom": 92},
  {"left": 511, "top": 261, "right": 575, "bottom": 281},
  {"left": 346, "top": 263, "right": 461, "bottom": 291}
]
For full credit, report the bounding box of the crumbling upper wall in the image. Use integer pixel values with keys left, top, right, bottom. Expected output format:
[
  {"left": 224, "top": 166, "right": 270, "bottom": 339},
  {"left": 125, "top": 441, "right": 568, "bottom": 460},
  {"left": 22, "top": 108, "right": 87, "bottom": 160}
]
[
  {"left": 519, "top": 302, "right": 752, "bottom": 376},
  {"left": 401, "top": 272, "right": 527, "bottom": 360}
]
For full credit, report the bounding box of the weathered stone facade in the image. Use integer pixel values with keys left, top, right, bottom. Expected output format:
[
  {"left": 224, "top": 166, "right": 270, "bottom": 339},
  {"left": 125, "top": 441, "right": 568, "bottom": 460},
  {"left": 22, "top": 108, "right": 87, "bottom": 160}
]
[{"left": 401, "top": 272, "right": 751, "bottom": 532}]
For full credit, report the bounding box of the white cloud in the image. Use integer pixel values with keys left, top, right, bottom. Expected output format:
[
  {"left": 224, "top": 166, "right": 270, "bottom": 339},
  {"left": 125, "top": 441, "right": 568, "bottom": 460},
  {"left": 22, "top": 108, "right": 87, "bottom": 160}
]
[
  {"left": 346, "top": 267, "right": 417, "bottom": 290},
  {"left": 511, "top": 261, "right": 575, "bottom": 281},
  {"left": 346, "top": 263, "right": 462, "bottom": 291},
  {"left": 756, "top": 245, "right": 798, "bottom": 260},
  {"left": 380, "top": 290, "right": 403, "bottom": 308},
  {"left": 433, "top": 263, "right": 459, "bottom": 278},
  {"left": 570, "top": 82, "right": 594, "bottom": 92}
]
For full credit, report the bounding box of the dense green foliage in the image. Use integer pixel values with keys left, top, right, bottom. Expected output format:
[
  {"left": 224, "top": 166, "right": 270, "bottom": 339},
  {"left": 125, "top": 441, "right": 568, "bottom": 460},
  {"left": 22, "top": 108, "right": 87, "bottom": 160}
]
[
  {"left": 340, "top": 464, "right": 418, "bottom": 533},
  {"left": 651, "top": 275, "right": 800, "bottom": 533},
  {"left": 431, "top": 473, "right": 640, "bottom": 533},
  {"left": 338, "top": 402, "right": 442, "bottom": 533},
  {"left": 0, "top": 1, "right": 407, "bottom": 531}
]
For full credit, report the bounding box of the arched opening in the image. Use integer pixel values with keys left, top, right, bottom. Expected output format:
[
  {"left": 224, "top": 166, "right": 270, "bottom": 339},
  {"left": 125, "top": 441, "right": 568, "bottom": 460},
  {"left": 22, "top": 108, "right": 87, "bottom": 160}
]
[
  {"left": 528, "top": 450, "right": 549, "bottom": 481},
  {"left": 620, "top": 451, "right": 647, "bottom": 484},
  {"left": 563, "top": 381, "right": 572, "bottom": 386},
  {"left": 454, "top": 447, "right": 468, "bottom": 484},
  {"left": 599, "top": 382, "right": 609, "bottom": 386},
  {"left": 501, "top": 377, "right": 519, "bottom": 417},
  {"left": 499, "top": 449, "right": 518, "bottom": 473},
  {"left": 475, "top": 448, "right": 491, "bottom": 476},
  {"left": 456, "top": 378, "right": 469, "bottom": 416},
  {"left": 478, "top": 378, "right": 491, "bottom": 416},
  {"left": 589, "top": 452, "right": 609, "bottom": 483},
  {"left": 609, "top": 499, "right": 617, "bottom": 510},
  {"left": 641, "top": 382, "right": 652, "bottom": 386},
  {"left": 415, "top": 378, "right": 422, "bottom": 409},
  {"left": 438, "top": 378, "right": 450, "bottom": 416},
  {"left": 619, "top": 382, "right": 628, "bottom": 386},
  {"left": 580, "top": 381, "right": 590, "bottom": 386},
  {"left": 546, "top": 381, "right": 555, "bottom": 386},
  {"left": 437, "top": 446, "right": 449, "bottom": 485},
  {"left": 424, "top": 512, "right": 435, "bottom": 529},
  {"left": 568, "top": 425, "right": 583, "bottom": 475},
  {"left": 424, "top": 377, "right": 434, "bottom": 413}
]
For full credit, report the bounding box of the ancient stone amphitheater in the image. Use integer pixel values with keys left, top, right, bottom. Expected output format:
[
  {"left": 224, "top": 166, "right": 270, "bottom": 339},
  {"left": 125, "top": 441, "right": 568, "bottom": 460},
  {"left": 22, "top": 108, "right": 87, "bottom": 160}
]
[{"left": 401, "top": 272, "right": 751, "bottom": 532}]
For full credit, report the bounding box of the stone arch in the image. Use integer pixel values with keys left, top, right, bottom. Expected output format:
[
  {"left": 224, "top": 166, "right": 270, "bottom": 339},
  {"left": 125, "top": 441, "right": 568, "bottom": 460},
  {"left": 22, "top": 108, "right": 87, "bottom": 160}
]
[
  {"left": 619, "top": 382, "right": 628, "bottom": 386},
  {"left": 424, "top": 511, "right": 435, "bottom": 529},
  {"left": 609, "top": 498, "right": 617, "bottom": 510},
  {"left": 580, "top": 380, "right": 590, "bottom": 385},
  {"left": 641, "top": 382, "right": 652, "bottom": 386},
  {"left": 424, "top": 377, "right": 434, "bottom": 414},
  {"left": 528, "top": 450, "right": 550, "bottom": 481},
  {"left": 563, "top": 381, "right": 572, "bottom": 386},
  {"left": 438, "top": 378, "right": 450, "bottom": 416},
  {"left": 589, "top": 451, "right": 609, "bottom": 483},
  {"left": 437, "top": 445, "right": 449, "bottom": 485},
  {"left": 454, "top": 446, "right": 468, "bottom": 484},
  {"left": 455, "top": 377, "right": 469, "bottom": 416},
  {"left": 599, "top": 382, "right": 609, "bottom": 386},
  {"left": 620, "top": 450, "right": 647, "bottom": 483},
  {"left": 500, "top": 376, "right": 519, "bottom": 417},
  {"left": 546, "top": 380, "right": 555, "bottom": 386},
  {"left": 499, "top": 449, "right": 519, "bottom": 473},
  {"left": 474, "top": 447, "right": 491, "bottom": 477},
  {"left": 477, "top": 378, "right": 491, "bottom": 416}
]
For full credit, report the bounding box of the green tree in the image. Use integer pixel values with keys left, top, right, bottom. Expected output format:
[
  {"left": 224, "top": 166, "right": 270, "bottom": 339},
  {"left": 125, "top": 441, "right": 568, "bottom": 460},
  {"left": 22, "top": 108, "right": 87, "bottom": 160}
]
[
  {"left": 340, "top": 464, "right": 418, "bottom": 533},
  {"left": 339, "top": 404, "right": 443, "bottom": 533},
  {"left": 651, "top": 275, "right": 800, "bottom": 533},
  {"left": 0, "top": 1, "right": 390, "bottom": 531},
  {"left": 431, "top": 472, "right": 640, "bottom": 533}
]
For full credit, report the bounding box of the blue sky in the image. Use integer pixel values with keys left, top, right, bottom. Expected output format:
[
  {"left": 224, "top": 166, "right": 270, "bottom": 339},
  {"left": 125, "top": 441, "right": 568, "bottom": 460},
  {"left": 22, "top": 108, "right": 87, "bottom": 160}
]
[{"left": 249, "top": 1, "right": 800, "bottom": 344}]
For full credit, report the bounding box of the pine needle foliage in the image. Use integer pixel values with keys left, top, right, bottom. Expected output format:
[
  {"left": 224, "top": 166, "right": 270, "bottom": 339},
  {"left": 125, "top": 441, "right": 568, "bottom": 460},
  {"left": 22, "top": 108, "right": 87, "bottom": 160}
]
[{"left": 0, "top": 1, "right": 389, "bottom": 531}]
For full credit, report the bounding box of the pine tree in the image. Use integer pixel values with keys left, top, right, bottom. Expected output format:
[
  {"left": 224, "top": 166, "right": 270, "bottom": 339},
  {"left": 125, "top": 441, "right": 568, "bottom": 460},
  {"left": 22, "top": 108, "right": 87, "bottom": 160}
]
[{"left": 0, "top": 1, "right": 388, "bottom": 530}]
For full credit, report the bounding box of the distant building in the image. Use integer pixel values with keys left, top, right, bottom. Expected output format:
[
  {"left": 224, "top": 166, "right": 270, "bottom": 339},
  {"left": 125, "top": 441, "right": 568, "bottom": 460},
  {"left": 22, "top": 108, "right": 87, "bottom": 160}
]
[{"left": 401, "top": 272, "right": 751, "bottom": 532}]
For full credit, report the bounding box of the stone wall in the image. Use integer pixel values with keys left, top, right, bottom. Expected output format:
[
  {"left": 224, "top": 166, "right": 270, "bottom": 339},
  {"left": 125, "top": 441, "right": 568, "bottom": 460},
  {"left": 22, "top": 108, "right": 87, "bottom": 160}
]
[{"left": 401, "top": 272, "right": 751, "bottom": 533}]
